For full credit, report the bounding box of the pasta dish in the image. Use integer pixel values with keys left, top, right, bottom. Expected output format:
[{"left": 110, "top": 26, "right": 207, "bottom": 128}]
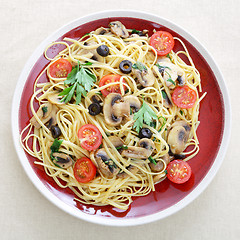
[{"left": 20, "top": 21, "right": 206, "bottom": 210}]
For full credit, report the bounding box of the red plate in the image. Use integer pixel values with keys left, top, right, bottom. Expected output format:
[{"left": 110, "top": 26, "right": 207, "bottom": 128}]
[{"left": 18, "top": 16, "right": 225, "bottom": 222}]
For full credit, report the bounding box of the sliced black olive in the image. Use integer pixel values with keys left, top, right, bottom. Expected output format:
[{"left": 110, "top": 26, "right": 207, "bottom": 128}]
[
  {"left": 51, "top": 125, "right": 62, "bottom": 138},
  {"left": 97, "top": 45, "right": 109, "bottom": 57},
  {"left": 88, "top": 103, "right": 101, "bottom": 116},
  {"left": 119, "top": 60, "right": 132, "bottom": 74},
  {"left": 139, "top": 128, "right": 153, "bottom": 139}
]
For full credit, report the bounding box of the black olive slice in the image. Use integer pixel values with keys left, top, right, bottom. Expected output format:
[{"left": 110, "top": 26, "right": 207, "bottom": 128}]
[
  {"left": 88, "top": 103, "right": 101, "bottom": 116},
  {"left": 97, "top": 45, "right": 109, "bottom": 57},
  {"left": 139, "top": 128, "right": 153, "bottom": 139},
  {"left": 119, "top": 60, "right": 132, "bottom": 74},
  {"left": 50, "top": 125, "right": 62, "bottom": 138}
]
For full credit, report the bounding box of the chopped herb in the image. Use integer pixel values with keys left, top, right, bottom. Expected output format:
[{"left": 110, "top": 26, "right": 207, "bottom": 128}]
[
  {"left": 133, "top": 100, "right": 158, "bottom": 133},
  {"left": 83, "top": 32, "right": 90, "bottom": 37},
  {"left": 149, "top": 121, "right": 157, "bottom": 129},
  {"left": 59, "top": 62, "right": 96, "bottom": 104},
  {"left": 156, "top": 63, "right": 171, "bottom": 73},
  {"left": 125, "top": 89, "right": 129, "bottom": 94},
  {"left": 42, "top": 106, "right": 48, "bottom": 114},
  {"left": 104, "top": 158, "right": 117, "bottom": 169},
  {"left": 130, "top": 107, "right": 133, "bottom": 115},
  {"left": 180, "top": 110, "right": 183, "bottom": 115},
  {"left": 131, "top": 29, "right": 140, "bottom": 34},
  {"left": 96, "top": 92, "right": 102, "bottom": 95},
  {"left": 50, "top": 138, "right": 63, "bottom": 162},
  {"left": 158, "top": 116, "right": 167, "bottom": 132},
  {"left": 164, "top": 170, "right": 168, "bottom": 174},
  {"left": 148, "top": 156, "right": 157, "bottom": 165},
  {"left": 82, "top": 61, "right": 93, "bottom": 66},
  {"left": 167, "top": 78, "right": 176, "bottom": 85},
  {"left": 161, "top": 90, "right": 167, "bottom": 100},
  {"left": 132, "top": 61, "right": 147, "bottom": 71},
  {"left": 99, "top": 144, "right": 103, "bottom": 148},
  {"left": 166, "top": 54, "right": 171, "bottom": 60},
  {"left": 116, "top": 145, "right": 128, "bottom": 150}
]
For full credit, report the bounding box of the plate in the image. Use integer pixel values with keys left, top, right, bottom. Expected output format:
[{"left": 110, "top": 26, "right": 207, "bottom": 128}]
[{"left": 11, "top": 10, "right": 231, "bottom": 226}]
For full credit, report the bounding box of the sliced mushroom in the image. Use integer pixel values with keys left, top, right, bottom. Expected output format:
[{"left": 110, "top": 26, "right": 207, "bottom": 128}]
[
  {"left": 121, "top": 138, "right": 155, "bottom": 159},
  {"left": 107, "top": 136, "right": 124, "bottom": 149},
  {"left": 30, "top": 102, "right": 58, "bottom": 129},
  {"left": 124, "top": 95, "right": 141, "bottom": 113},
  {"left": 150, "top": 154, "right": 171, "bottom": 172},
  {"left": 47, "top": 92, "right": 64, "bottom": 105},
  {"left": 153, "top": 174, "right": 166, "bottom": 184},
  {"left": 109, "top": 21, "right": 129, "bottom": 38},
  {"left": 167, "top": 121, "right": 191, "bottom": 154},
  {"left": 161, "top": 90, "right": 173, "bottom": 108},
  {"left": 94, "top": 27, "right": 109, "bottom": 35},
  {"left": 117, "top": 165, "right": 139, "bottom": 178},
  {"left": 103, "top": 93, "right": 130, "bottom": 126},
  {"left": 157, "top": 59, "right": 186, "bottom": 88},
  {"left": 52, "top": 152, "right": 73, "bottom": 169},
  {"left": 132, "top": 67, "right": 155, "bottom": 87},
  {"left": 79, "top": 40, "right": 103, "bottom": 62},
  {"left": 95, "top": 148, "right": 119, "bottom": 178}
]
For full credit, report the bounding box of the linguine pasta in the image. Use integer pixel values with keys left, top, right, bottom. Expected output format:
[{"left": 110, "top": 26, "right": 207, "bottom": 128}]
[{"left": 20, "top": 22, "right": 206, "bottom": 210}]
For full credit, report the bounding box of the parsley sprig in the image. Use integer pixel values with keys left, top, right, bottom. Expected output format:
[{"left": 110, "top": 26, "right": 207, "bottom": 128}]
[
  {"left": 133, "top": 100, "right": 158, "bottom": 132},
  {"left": 59, "top": 62, "right": 96, "bottom": 104},
  {"left": 132, "top": 61, "right": 147, "bottom": 71},
  {"left": 50, "top": 139, "right": 63, "bottom": 167}
]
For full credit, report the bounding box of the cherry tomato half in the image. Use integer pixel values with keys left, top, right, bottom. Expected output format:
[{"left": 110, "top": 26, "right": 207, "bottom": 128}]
[
  {"left": 78, "top": 124, "right": 102, "bottom": 151},
  {"left": 172, "top": 85, "right": 197, "bottom": 109},
  {"left": 73, "top": 157, "right": 96, "bottom": 183},
  {"left": 150, "top": 31, "right": 175, "bottom": 56},
  {"left": 49, "top": 58, "right": 72, "bottom": 78},
  {"left": 99, "top": 74, "right": 126, "bottom": 97},
  {"left": 166, "top": 160, "right": 192, "bottom": 184}
]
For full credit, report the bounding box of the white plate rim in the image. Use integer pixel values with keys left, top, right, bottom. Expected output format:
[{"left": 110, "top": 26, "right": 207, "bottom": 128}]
[{"left": 11, "top": 9, "right": 231, "bottom": 226}]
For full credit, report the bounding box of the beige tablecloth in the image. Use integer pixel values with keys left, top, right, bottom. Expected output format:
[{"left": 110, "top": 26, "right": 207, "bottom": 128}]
[{"left": 1, "top": 0, "right": 239, "bottom": 239}]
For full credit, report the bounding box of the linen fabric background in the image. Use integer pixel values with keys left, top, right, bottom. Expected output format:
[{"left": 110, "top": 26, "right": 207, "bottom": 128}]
[{"left": 0, "top": 0, "right": 239, "bottom": 239}]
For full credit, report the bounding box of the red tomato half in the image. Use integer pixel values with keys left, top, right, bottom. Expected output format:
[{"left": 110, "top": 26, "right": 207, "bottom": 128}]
[
  {"left": 99, "top": 74, "right": 126, "bottom": 97},
  {"left": 166, "top": 160, "right": 192, "bottom": 184},
  {"left": 49, "top": 58, "right": 72, "bottom": 78},
  {"left": 73, "top": 157, "right": 96, "bottom": 183},
  {"left": 78, "top": 124, "right": 102, "bottom": 151},
  {"left": 172, "top": 85, "right": 197, "bottom": 109},
  {"left": 150, "top": 31, "right": 175, "bottom": 56}
]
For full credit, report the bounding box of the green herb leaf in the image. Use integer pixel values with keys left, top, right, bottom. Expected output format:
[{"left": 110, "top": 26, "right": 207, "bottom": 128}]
[
  {"left": 42, "top": 106, "right": 48, "bottom": 114},
  {"left": 167, "top": 78, "right": 176, "bottom": 85},
  {"left": 50, "top": 139, "right": 63, "bottom": 153},
  {"left": 156, "top": 63, "right": 171, "bottom": 72},
  {"left": 133, "top": 100, "right": 158, "bottom": 132},
  {"left": 161, "top": 90, "right": 167, "bottom": 100},
  {"left": 116, "top": 145, "right": 128, "bottom": 150},
  {"left": 164, "top": 170, "right": 168, "bottom": 174},
  {"left": 59, "top": 62, "right": 96, "bottom": 104},
  {"left": 132, "top": 61, "right": 147, "bottom": 71},
  {"left": 131, "top": 29, "right": 140, "bottom": 34},
  {"left": 82, "top": 61, "right": 93, "bottom": 66},
  {"left": 148, "top": 156, "right": 157, "bottom": 165},
  {"left": 158, "top": 116, "right": 167, "bottom": 132},
  {"left": 180, "top": 110, "right": 183, "bottom": 115}
]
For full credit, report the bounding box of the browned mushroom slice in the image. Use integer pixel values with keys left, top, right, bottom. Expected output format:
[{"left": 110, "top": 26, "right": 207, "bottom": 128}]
[
  {"left": 109, "top": 21, "right": 129, "bottom": 38},
  {"left": 52, "top": 152, "right": 73, "bottom": 169},
  {"left": 132, "top": 67, "right": 155, "bottom": 87},
  {"left": 95, "top": 148, "right": 119, "bottom": 178},
  {"left": 121, "top": 138, "right": 155, "bottom": 159},
  {"left": 124, "top": 95, "right": 141, "bottom": 113},
  {"left": 149, "top": 154, "right": 171, "bottom": 172},
  {"left": 167, "top": 121, "right": 191, "bottom": 154},
  {"left": 30, "top": 102, "right": 58, "bottom": 129},
  {"left": 79, "top": 40, "right": 104, "bottom": 62},
  {"left": 107, "top": 136, "right": 124, "bottom": 149},
  {"left": 93, "top": 27, "right": 109, "bottom": 35},
  {"left": 103, "top": 93, "right": 130, "bottom": 126},
  {"left": 161, "top": 90, "right": 173, "bottom": 108}
]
